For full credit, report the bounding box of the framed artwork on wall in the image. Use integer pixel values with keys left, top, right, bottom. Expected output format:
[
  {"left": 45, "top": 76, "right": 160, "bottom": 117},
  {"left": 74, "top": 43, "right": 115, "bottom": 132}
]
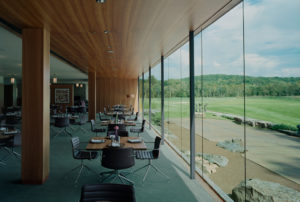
[{"left": 55, "top": 88, "right": 70, "bottom": 104}]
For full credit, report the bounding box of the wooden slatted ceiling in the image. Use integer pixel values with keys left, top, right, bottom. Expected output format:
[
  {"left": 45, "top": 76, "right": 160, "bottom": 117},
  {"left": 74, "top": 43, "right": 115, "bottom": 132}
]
[{"left": 0, "top": 0, "right": 240, "bottom": 79}]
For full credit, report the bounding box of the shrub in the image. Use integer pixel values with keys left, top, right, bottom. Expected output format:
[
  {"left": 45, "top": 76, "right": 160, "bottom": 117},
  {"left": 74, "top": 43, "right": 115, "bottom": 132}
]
[{"left": 271, "top": 124, "right": 297, "bottom": 131}]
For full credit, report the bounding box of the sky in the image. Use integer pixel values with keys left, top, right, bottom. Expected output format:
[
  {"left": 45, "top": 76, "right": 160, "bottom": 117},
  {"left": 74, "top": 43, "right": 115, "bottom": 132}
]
[{"left": 154, "top": 0, "right": 300, "bottom": 79}]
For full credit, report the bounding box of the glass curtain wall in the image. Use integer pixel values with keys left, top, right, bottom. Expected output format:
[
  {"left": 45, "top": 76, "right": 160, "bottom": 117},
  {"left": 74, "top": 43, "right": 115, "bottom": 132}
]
[
  {"left": 202, "top": 3, "right": 244, "bottom": 194},
  {"left": 164, "top": 44, "right": 190, "bottom": 159},
  {"left": 138, "top": 0, "right": 300, "bottom": 198},
  {"left": 192, "top": 0, "right": 300, "bottom": 199},
  {"left": 143, "top": 72, "right": 149, "bottom": 121},
  {"left": 164, "top": 57, "right": 170, "bottom": 143},
  {"left": 244, "top": 0, "right": 300, "bottom": 196},
  {"left": 150, "top": 63, "right": 161, "bottom": 132},
  {"left": 138, "top": 76, "right": 143, "bottom": 114}
]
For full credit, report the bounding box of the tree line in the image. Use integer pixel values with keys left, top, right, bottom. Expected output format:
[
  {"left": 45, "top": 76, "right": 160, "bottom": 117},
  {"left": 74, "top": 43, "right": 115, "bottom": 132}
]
[{"left": 140, "top": 74, "right": 300, "bottom": 98}]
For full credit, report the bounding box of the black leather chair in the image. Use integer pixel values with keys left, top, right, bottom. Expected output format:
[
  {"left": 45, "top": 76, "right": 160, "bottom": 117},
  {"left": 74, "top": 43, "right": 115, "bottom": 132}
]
[
  {"left": 90, "top": 120, "right": 105, "bottom": 136},
  {"left": 130, "top": 119, "right": 145, "bottom": 137},
  {"left": 132, "top": 136, "right": 169, "bottom": 182},
  {"left": 67, "top": 137, "right": 99, "bottom": 183},
  {"left": 100, "top": 147, "right": 135, "bottom": 184},
  {"left": 53, "top": 116, "right": 72, "bottom": 138},
  {"left": 75, "top": 114, "right": 88, "bottom": 134},
  {"left": 107, "top": 130, "right": 128, "bottom": 137},
  {"left": 77, "top": 106, "right": 87, "bottom": 114},
  {"left": 80, "top": 183, "right": 136, "bottom": 202},
  {"left": 67, "top": 106, "right": 77, "bottom": 114},
  {"left": 5, "top": 115, "right": 19, "bottom": 125},
  {"left": 0, "top": 134, "right": 21, "bottom": 162},
  {"left": 108, "top": 124, "right": 126, "bottom": 132},
  {"left": 127, "top": 112, "right": 138, "bottom": 122},
  {"left": 98, "top": 112, "right": 110, "bottom": 122}
]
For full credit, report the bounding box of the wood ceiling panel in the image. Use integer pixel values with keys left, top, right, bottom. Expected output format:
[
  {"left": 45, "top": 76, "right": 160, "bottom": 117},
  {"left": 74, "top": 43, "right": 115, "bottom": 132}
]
[{"left": 0, "top": 0, "right": 241, "bottom": 79}]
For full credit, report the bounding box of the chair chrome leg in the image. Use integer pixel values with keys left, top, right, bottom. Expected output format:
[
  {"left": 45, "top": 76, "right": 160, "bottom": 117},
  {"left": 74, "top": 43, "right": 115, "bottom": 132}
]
[
  {"left": 119, "top": 174, "right": 134, "bottom": 184},
  {"left": 84, "top": 164, "right": 101, "bottom": 178},
  {"left": 52, "top": 128, "right": 65, "bottom": 139},
  {"left": 111, "top": 175, "right": 118, "bottom": 183},
  {"left": 65, "top": 164, "right": 82, "bottom": 179},
  {"left": 75, "top": 164, "right": 84, "bottom": 183},
  {"left": 143, "top": 165, "right": 151, "bottom": 182},
  {"left": 65, "top": 127, "right": 72, "bottom": 137},
  {"left": 65, "top": 161, "right": 99, "bottom": 183},
  {"left": 100, "top": 173, "right": 113, "bottom": 182},
  {"left": 131, "top": 164, "right": 148, "bottom": 174},
  {"left": 78, "top": 126, "right": 88, "bottom": 134},
  {"left": 151, "top": 164, "right": 169, "bottom": 179}
]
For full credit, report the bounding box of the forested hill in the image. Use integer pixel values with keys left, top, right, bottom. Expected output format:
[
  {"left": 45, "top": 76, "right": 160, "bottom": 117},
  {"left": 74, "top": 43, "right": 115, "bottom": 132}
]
[{"left": 145, "top": 74, "right": 300, "bottom": 97}]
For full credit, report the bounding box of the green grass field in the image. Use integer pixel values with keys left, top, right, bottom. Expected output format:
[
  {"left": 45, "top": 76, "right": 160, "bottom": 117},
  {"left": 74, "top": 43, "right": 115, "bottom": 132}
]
[{"left": 144, "top": 96, "right": 300, "bottom": 128}]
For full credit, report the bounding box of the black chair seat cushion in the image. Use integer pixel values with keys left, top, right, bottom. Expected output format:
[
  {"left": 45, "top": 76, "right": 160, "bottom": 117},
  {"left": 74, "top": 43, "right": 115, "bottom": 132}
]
[
  {"left": 80, "top": 183, "right": 136, "bottom": 202},
  {"left": 75, "top": 150, "right": 98, "bottom": 160},
  {"left": 135, "top": 150, "right": 154, "bottom": 160}
]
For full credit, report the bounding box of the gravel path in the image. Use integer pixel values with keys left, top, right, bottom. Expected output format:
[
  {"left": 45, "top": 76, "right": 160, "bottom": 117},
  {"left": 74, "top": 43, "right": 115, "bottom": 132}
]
[{"left": 168, "top": 117, "right": 300, "bottom": 186}]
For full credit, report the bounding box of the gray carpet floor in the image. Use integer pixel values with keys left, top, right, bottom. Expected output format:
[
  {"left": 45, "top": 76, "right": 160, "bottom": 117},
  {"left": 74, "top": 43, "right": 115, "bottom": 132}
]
[{"left": 0, "top": 118, "right": 215, "bottom": 202}]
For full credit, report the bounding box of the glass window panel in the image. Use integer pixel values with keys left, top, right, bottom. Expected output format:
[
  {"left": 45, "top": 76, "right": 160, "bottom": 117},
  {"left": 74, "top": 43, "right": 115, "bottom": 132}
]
[
  {"left": 139, "top": 76, "right": 143, "bottom": 115},
  {"left": 143, "top": 72, "right": 149, "bottom": 121},
  {"left": 194, "top": 32, "right": 203, "bottom": 175},
  {"left": 245, "top": 0, "right": 300, "bottom": 197},
  {"left": 202, "top": 3, "right": 244, "bottom": 195},
  {"left": 150, "top": 63, "right": 161, "bottom": 132},
  {"left": 180, "top": 43, "right": 190, "bottom": 160}
]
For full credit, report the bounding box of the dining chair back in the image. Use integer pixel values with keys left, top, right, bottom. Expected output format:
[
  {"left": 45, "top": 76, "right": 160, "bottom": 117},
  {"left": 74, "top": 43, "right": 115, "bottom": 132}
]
[{"left": 100, "top": 147, "right": 135, "bottom": 184}]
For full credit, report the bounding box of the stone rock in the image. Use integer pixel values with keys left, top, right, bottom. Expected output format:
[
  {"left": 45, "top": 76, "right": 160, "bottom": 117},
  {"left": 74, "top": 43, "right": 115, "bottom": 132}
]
[
  {"left": 202, "top": 153, "right": 228, "bottom": 167},
  {"left": 232, "top": 178, "right": 300, "bottom": 202},
  {"left": 195, "top": 156, "right": 218, "bottom": 174},
  {"left": 184, "top": 151, "right": 228, "bottom": 174},
  {"left": 217, "top": 139, "right": 244, "bottom": 153}
]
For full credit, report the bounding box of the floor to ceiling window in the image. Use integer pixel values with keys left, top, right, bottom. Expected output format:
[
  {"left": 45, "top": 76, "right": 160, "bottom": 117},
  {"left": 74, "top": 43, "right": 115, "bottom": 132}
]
[
  {"left": 150, "top": 63, "right": 161, "bottom": 132},
  {"left": 138, "top": 76, "right": 143, "bottom": 114},
  {"left": 163, "top": 43, "right": 190, "bottom": 160},
  {"left": 244, "top": 0, "right": 300, "bottom": 197},
  {"left": 138, "top": 0, "right": 300, "bottom": 199},
  {"left": 143, "top": 72, "right": 149, "bottom": 121},
  {"left": 192, "top": 0, "right": 300, "bottom": 199}
]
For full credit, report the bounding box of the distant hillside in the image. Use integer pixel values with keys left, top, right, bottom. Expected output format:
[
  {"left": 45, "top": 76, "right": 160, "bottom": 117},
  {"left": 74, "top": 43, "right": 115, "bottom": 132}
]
[{"left": 142, "top": 74, "right": 300, "bottom": 97}]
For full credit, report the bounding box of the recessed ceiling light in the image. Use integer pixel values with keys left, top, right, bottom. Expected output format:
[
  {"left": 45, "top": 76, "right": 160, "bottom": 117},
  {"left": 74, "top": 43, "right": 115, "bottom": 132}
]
[
  {"left": 96, "top": 0, "right": 106, "bottom": 3},
  {"left": 104, "top": 30, "right": 110, "bottom": 34},
  {"left": 107, "top": 50, "right": 114, "bottom": 53}
]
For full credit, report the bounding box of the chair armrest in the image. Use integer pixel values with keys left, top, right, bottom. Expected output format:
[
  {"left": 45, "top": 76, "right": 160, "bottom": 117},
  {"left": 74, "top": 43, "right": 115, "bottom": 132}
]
[{"left": 144, "top": 141, "right": 154, "bottom": 144}]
